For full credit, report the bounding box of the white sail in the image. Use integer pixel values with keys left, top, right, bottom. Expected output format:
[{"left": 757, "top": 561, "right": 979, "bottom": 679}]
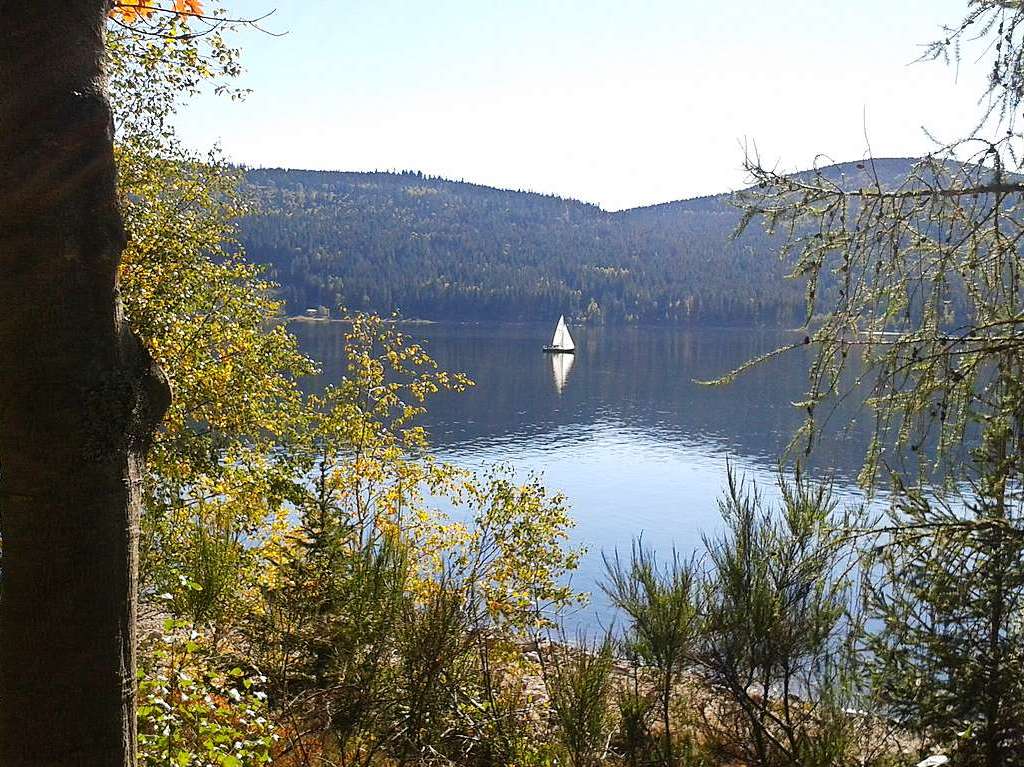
[
  {"left": 550, "top": 315, "right": 575, "bottom": 350},
  {"left": 551, "top": 351, "right": 574, "bottom": 393}
]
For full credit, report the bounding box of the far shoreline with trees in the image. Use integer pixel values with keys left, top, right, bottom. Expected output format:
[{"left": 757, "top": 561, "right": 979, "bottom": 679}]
[{"left": 239, "top": 159, "right": 927, "bottom": 328}]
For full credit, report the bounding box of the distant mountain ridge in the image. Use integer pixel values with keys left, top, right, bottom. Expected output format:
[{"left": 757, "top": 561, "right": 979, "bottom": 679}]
[{"left": 238, "top": 158, "right": 921, "bottom": 325}]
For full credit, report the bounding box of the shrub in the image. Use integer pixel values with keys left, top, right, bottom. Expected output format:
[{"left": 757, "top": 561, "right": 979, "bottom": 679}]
[
  {"left": 603, "top": 542, "right": 700, "bottom": 765},
  {"left": 137, "top": 622, "right": 274, "bottom": 767},
  {"left": 542, "top": 633, "right": 617, "bottom": 767}
]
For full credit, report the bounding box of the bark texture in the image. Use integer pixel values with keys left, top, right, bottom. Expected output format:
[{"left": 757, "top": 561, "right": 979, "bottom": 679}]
[{"left": 0, "top": 4, "right": 170, "bottom": 765}]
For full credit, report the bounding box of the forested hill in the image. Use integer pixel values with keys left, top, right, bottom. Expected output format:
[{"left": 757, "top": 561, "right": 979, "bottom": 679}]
[{"left": 238, "top": 158, "right": 919, "bottom": 325}]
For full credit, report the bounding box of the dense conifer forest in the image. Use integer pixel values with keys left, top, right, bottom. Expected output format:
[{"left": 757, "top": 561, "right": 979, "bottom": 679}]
[{"left": 238, "top": 158, "right": 919, "bottom": 324}]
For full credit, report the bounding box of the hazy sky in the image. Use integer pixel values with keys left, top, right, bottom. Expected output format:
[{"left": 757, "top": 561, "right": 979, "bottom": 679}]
[{"left": 177, "top": 1, "right": 989, "bottom": 210}]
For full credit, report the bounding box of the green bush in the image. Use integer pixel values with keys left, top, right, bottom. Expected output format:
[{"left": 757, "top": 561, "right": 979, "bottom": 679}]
[
  {"left": 603, "top": 542, "right": 700, "bottom": 765},
  {"left": 543, "top": 634, "right": 617, "bottom": 767},
  {"left": 138, "top": 621, "right": 274, "bottom": 767}
]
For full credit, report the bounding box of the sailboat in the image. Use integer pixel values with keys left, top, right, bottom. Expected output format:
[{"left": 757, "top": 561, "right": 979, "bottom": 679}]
[{"left": 543, "top": 315, "right": 576, "bottom": 354}]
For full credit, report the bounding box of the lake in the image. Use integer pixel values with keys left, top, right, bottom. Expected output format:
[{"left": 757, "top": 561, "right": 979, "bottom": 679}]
[{"left": 292, "top": 321, "right": 877, "bottom": 627}]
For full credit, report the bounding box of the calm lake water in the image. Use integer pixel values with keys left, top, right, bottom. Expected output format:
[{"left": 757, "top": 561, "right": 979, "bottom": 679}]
[{"left": 292, "top": 321, "right": 877, "bottom": 626}]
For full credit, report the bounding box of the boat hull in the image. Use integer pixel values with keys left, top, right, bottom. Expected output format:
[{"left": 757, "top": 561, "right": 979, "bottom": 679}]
[{"left": 542, "top": 346, "right": 575, "bottom": 354}]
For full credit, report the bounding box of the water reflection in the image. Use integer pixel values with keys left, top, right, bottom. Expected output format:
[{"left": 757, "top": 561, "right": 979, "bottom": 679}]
[
  {"left": 550, "top": 352, "right": 574, "bottom": 395},
  {"left": 293, "top": 322, "right": 873, "bottom": 478}
]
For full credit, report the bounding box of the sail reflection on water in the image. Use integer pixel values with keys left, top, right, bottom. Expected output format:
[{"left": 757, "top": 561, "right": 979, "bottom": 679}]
[{"left": 551, "top": 350, "right": 574, "bottom": 394}]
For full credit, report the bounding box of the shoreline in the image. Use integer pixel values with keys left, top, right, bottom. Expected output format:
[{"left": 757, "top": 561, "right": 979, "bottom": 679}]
[
  {"left": 286, "top": 315, "right": 437, "bottom": 325},
  {"left": 284, "top": 315, "right": 807, "bottom": 333}
]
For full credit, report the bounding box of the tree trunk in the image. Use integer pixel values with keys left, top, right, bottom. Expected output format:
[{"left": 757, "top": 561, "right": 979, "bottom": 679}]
[{"left": 0, "top": 4, "right": 170, "bottom": 766}]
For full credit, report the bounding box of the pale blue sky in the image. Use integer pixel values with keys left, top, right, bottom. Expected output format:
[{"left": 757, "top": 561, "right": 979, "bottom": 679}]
[{"left": 177, "top": 1, "right": 987, "bottom": 209}]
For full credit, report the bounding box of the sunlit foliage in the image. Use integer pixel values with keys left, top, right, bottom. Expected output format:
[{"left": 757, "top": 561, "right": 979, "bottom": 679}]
[
  {"left": 106, "top": 17, "right": 586, "bottom": 766},
  {"left": 137, "top": 621, "right": 274, "bottom": 767},
  {"left": 111, "top": 1, "right": 205, "bottom": 25},
  {"left": 107, "top": 17, "right": 315, "bottom": 637}
]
